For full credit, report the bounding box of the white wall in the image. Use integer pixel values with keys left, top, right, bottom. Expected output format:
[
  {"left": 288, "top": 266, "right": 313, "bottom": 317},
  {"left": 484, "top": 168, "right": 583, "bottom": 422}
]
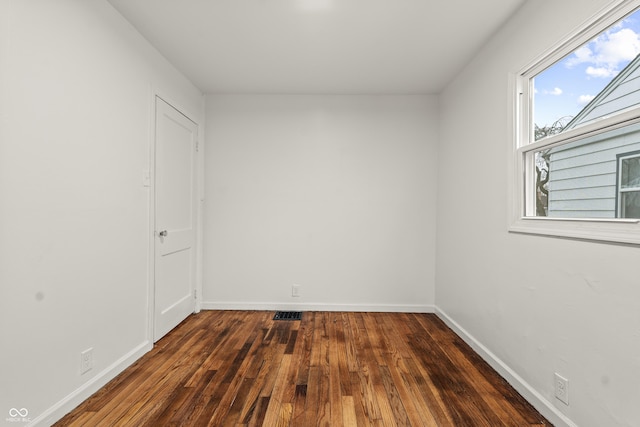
[
  {"left": 203, "top": 95, "right": 437, "bottom": 312},
  {"left": 0, "top": 1, "right": 203, "bottom": 425},
  {"left": 436, "top": 1, "right": 640, "bottom": 426}
]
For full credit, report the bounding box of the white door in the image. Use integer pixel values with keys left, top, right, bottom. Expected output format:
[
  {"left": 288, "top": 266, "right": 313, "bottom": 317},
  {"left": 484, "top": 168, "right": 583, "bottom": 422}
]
[{"left": 154, "top": 97, "right": 197, "bottom": 341}]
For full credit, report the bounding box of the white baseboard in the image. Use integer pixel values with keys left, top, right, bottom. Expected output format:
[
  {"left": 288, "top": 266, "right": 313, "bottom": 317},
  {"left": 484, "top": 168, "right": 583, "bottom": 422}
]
[
  {"left": 434, "top": 307, "right": 578, "bottom": 427},
  {"left": 200, "top": 301, "right": 435, "bottom": 313},
  {"left": 32, "top": 340, "right": 153, "bottom": 427}
]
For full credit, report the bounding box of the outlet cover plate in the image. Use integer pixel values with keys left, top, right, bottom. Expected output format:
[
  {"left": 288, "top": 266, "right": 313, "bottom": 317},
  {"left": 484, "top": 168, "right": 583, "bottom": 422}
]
[
  {"left": 291, "top": 284, "right": 301, "bottom": 297},
  {"left": 81, "top": 348, "right": 93, "bottom": 375},
  {"left": 554, "top": 373, "right": 569, "bottom": 405}
]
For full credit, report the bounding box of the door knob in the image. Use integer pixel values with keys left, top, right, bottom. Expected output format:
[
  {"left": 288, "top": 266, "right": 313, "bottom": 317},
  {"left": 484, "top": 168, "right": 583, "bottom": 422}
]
[{"left": 159, "top": 230, "right": 168, "bottom": 237}]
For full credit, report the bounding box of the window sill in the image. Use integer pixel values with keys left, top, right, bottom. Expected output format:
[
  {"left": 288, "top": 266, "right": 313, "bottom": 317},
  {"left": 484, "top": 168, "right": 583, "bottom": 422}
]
[{"left": 509, "top": 216, "right": 640, "bottom": 245}]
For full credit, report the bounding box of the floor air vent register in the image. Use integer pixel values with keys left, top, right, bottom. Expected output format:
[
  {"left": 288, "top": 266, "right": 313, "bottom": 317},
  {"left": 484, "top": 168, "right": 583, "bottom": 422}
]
[{"left": 273, "top": 311, "right": 302, "bottom": 321}]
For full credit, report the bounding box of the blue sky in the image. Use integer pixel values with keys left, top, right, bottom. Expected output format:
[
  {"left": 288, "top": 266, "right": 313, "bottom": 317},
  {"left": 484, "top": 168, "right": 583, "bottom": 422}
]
[{"left": 534, "top": 9, "right": 640, "bottom": 128}]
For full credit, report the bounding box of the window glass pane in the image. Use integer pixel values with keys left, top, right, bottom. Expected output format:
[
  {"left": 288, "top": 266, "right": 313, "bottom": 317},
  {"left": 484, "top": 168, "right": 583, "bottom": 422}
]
[
  {"left": 533, "top": 150, "right": 550, "bottom": 216},
  {"left": 620, "top": 156, "right": 640, "bottom": 188},
  {"left": 533, "top": 8, "right": 640, "bottom": 140},
  {"left": 621, "top": 191, "right": 640, "bottom": 217},
  {"left": 530, "top": 123, "right": 640, "bottom": 218}
]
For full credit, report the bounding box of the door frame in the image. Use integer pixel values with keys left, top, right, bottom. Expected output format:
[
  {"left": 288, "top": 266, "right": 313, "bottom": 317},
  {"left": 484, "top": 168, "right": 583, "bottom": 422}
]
[{"left": 147, "top": 91, "right": 203, "bottom": 343}]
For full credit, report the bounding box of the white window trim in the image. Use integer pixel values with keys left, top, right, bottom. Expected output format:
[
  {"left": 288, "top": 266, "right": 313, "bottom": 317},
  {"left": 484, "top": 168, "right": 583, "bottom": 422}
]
[
  {"left": 508, "top": 0, "right": 640, "bottom": 245},
  {"left": 618, "top": 152, "right": 640, "bottom": 217}
]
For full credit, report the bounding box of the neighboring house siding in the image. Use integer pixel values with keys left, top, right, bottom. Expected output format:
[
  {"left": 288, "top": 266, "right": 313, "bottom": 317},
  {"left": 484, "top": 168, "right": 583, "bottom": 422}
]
[
  {"left": 577, "top": 69, "right": 640, "bottom": 124},
  {"left": 547, "top": 127, "right": 640, "bottom": 217}
]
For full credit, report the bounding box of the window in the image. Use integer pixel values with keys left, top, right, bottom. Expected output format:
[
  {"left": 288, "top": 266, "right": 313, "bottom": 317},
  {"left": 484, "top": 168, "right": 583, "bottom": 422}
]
[
  {"left": 511, "top": 0, "right": 640, "bottom": 244},
  {"left": 618, "top": 152, "right": 640, "bottom": 217}
]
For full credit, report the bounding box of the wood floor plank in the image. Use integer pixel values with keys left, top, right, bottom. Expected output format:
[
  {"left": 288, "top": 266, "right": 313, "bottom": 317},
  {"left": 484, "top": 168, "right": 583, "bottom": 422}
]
[
  {"left": 237, "top": 338, "right": 279, "bottom": 423},
  {"left": 328, "top": 314, "right": 344, "bottom": 427},
  {"left": 303, "top": 366, "right": 322, "bottom": 427},
  {"left": 359, "top": 313, "right": 397, "bottom": 427},
  {"left": 55, "top": 311, "right": 553, "bottom": 427},
  {"left": 247, "top": 396, "right": 270, "bottom": 427},
  {"left": 349, "top": 371, "right": 374, "bottom": 427},
  {"left": 316, "top": 315, "right": 332, "bottom": 426},
  {"left": 261, "top": 354, "right": 293, "bottom": 427},
  {"left": 289, "top": 383, "right": 308, "bottom": 427},
  {"left": 294, "top": 312, "right": 313, "bottom": 387},
  {"left": 349, "top": 324, "right": 383, "bottom": 421}
]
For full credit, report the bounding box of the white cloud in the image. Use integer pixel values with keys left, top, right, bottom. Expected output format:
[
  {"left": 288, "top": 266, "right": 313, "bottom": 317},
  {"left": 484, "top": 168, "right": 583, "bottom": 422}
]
[
  {"left": 566, "top": 46, "right": 594, "bottom": 67},
  {"left": 546, "top": 87, "right": 563, "bottom": 95},
  {"left": 585, "top": 66, "right": 617, "bottom": 78},
  {"left": 597, "top": 28, "right": 640, "bottom": 65},
  {"left": 565, "top": 27, "right": 640, "bottom": 77},
  {"left": 578, "top": 94, "right": 596, "bottom": 105}
]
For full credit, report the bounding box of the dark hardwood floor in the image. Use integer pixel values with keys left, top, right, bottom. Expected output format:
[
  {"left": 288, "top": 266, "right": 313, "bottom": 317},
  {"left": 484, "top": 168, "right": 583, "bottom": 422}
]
[{"left": 55, "top": 311, "right": 552, "bottom": 426}]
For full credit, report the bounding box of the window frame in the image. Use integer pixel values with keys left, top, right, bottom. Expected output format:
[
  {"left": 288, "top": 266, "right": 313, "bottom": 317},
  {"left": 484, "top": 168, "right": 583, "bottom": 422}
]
[
  {"left": 617, "top": 151, "right": 640, "bottom": 217},
  {"left": 509, "top": 0, "right": 640, "bottom": 245}
]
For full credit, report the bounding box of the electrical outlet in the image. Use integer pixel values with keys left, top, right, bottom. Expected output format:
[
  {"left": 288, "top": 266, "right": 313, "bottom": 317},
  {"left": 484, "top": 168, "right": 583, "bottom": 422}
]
[
  {"left": 81, "top": 348, "right": 93, "bottom": 375},
  {"left": 554, "top": 373, "right": 569, "bottom": 405},
  {"left": 291, "top": 284, "right": 301, "bottom": 297}
]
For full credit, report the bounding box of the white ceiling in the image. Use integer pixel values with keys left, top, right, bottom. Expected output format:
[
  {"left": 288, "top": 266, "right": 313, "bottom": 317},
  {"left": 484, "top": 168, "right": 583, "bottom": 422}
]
[{"left": 107, "top": 0, "right": 525, "bottom": 94}]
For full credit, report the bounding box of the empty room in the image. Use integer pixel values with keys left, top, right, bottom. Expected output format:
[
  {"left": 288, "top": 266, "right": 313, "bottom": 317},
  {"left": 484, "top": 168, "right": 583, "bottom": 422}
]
[{"left": 1, "top": 0, "right": 639, "bottom": 426}]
